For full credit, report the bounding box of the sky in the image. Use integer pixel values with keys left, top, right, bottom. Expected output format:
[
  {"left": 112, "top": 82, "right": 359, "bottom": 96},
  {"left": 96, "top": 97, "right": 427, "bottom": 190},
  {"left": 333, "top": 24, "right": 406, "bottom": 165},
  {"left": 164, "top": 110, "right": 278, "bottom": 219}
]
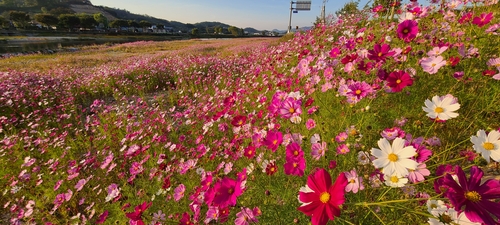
[{"left": 90, "top": 0, "right": 371, "bottom": 31}]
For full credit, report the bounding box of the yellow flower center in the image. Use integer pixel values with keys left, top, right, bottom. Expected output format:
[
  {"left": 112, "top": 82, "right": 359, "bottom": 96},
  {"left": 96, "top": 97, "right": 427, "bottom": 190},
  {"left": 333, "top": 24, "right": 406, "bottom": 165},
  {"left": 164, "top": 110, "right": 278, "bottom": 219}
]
[
  {"left": 396, "top": 79, "right": 402, "bottom": 84},
  {"left": 319, "top": 192, "right": 330, "bottom": 203},
  {"left": 350, "top": 179, "right": 356, "bottom": 183},
  {"left": 403, "top": 28, "right": 409, "bottom": 34},
  {"left": 293, "top": 163, "right": 298, "bottom": 168},
  {"left": 432, "top": 63, "right": 436, "bottom": 67},
  {"left": 483, "top": 142, "right": 495, "bottom": 151},
  {"left": 465, "top": 191, "right": 481, "bottom": 203},
  {"left": 440, "top": 214, "right": 453, "bottom": 223},
  {"left": 434, "top": 107, "right": 444, "bottom": 113},
  {"left": 294, "top": 150, "right": 299, "bottom": 156},
  {"left": 430, "top": 203, "right": 437, "bottom": 209},
  {"left": 228, "top": 188, "right": 234, "bottom": 194},
  {"left": 272, "top": 140, "right": 277, "bottom": 145},
  {"left": 289, "top": 108, "right": 295, "bottom": 113},
  {"left": 390, "top": 176, "right": 399, "bottom": 183},
  {"left": 388, "top": 153, "right": 399, "bottom": 162},
  {"left": 355, "top": 89, "right": 362, "bottom": 95},
  {"left": 378, "top": 52, "right": 383, "bottom": 57}
]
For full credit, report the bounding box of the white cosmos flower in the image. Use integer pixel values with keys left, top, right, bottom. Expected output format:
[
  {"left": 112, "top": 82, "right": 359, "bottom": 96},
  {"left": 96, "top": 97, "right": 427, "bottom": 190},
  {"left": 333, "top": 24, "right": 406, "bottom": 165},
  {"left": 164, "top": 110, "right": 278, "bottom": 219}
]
[
  {"left": 422, "top": 95, "right": 460, "bottom": 121},
  {"left": 383, "top": 174, "right": 408, "bottom": 187},
  {"left": 371, "top": 137, "right": 418, "bottom": 177},
  {"left": 470, "top": 129, "right": 500, "bottom": 163}
]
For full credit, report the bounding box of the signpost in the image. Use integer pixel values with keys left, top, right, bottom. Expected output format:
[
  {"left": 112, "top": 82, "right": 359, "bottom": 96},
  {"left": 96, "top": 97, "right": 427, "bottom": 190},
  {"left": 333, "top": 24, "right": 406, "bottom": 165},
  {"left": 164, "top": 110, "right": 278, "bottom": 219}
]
[{"left": 288, "top": 1, "right": 311, "bottom": 33}]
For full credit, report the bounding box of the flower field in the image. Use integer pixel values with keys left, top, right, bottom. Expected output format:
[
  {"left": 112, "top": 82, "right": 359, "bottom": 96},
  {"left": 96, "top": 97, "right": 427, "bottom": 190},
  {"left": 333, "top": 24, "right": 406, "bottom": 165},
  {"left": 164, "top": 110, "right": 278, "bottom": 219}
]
[{"left": 1, "top": 1, "right": 500, "bottom": 224}]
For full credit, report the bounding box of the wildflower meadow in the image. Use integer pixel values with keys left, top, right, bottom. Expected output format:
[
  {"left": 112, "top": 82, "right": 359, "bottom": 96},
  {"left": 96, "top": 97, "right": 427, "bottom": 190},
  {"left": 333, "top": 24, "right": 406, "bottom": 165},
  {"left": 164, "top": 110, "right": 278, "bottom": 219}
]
[{"left": 1, "top": 0, "right": 500, "bottom": 224}]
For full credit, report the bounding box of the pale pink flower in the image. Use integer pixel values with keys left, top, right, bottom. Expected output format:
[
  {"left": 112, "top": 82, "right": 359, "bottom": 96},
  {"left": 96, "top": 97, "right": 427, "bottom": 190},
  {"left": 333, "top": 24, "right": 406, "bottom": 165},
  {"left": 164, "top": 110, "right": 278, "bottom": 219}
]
[
  {"left": 305, "top": 118, "right": 316, "bottom": 130},
  {"left": 344, "top": 169, "right": 364, "bottom": 193},
  {"left": 173, "top": 184, "right": 185, "bottom": 202},
  {"left": 421, "top": 56, "right": 446, "bottom": 74}
]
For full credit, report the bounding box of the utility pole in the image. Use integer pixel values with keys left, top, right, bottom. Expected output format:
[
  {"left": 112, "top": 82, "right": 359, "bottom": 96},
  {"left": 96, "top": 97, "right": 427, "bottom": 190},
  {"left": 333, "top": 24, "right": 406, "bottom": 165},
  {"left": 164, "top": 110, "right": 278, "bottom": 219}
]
[
  {"left": 321, "top": 0, "right": 328, "bottom": 24},
  {"left": 288, "top": 0, "right": 293, "bottom": 33}
]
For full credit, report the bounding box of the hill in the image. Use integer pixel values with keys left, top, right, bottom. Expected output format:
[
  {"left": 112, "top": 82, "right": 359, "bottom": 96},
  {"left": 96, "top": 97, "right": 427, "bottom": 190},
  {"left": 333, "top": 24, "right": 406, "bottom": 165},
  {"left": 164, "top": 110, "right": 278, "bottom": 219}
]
[{"left": 0, "top": 0, "right": 261, "bottom": 33}]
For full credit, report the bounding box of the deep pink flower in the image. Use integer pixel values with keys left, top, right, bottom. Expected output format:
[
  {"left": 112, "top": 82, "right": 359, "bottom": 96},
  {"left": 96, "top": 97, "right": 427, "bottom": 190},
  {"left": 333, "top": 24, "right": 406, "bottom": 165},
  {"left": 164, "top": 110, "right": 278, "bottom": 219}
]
[
  {"left": 212, "top": 177, "right": 243, "bottom": 207},
  {"left": 386, "top": 71, "right": 413, "bottom": 92},
  {"left": 173, "top": 184, "right": 185, "bottom": 202},
  {"left": 264, "top": 131, "right": 283, "bottom": 152},
  {"left": 231, "top": 115, "right": 247, "bottom": 127},
  {"left": 443, "top": 166, "right": 500, "bottom": 224},
  {"left": 336, "top": 144, "right": 350, "bottom": 155},
  {"left": 367, "top": 44, "right": 395, "bottom": 62},
  {"left": 96, "top": 210, "right": 108, "bottom": 224},
  {"left": 284, "top": 157, "right": 306, "bottom": 176},
  {"left": 329, "top": 47, "right": 341, "bottom": 58},
  {"left": 125, "top": 202, "right": 152, "bottom": 225},
  {"left": 472, "top": 12, "right": 493, "bottom": 28},
  {"left": 346, "top": 81, "right": 373, "bottom": 103},
  {"left": 298, "top": 168, "right": 348, "bottom": 225},
  {"left": 286, "top": 142, "right": 304, "bottom": 160},
  {"left": 397, "top": 20, "right": 419, "bottom": 43}
]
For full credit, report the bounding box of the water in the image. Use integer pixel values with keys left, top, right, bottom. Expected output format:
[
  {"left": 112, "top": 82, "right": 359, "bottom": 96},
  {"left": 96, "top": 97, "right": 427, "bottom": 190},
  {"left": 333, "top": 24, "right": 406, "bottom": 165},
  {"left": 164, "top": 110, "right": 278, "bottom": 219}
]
[{"left": 0, "top": 39, "right": 130, "bottom": 54}]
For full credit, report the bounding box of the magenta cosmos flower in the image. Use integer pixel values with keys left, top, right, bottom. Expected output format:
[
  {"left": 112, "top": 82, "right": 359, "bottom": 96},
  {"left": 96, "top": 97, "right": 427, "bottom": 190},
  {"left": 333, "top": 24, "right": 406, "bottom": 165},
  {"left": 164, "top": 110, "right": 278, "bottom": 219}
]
[
  {"left": 367, "top": 44, "right": 395, "bottom": 62},
  {"left": 472, "top": 12, "right": 493, "bottom": 28},
  {"left": 397, "top": 20, "right": 419, "bottom": 43},
  {"left": 264, "top": 130, "right": 283, "bottom": 152},
  {"left": 212, "top": 177, "right": 243, "bottom": 207},
  {"left": 442, "top": 165, "right": 500, "bottom": 224},
  {"left": 298, "top": 168, "right": 348, "bottom": 225},
  {"left": 386, "top": 70, "right": 413, "bottom": 92}
]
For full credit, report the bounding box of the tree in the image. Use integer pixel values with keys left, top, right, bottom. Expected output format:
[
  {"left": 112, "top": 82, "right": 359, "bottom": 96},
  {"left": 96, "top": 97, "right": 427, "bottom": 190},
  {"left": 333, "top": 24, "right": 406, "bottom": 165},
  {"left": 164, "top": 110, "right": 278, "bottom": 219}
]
[
  {"left": 78, "top": 14, "right": 97, "bottom": 29},
  {"left": 335, "top": 0, "right": 360, "bottom": 17},
  {"left": 228, "top": 26, "right": 240, "bottom": 36},
  {"left": 49, "top": 7, "right": 74, "bottom": 16},
  {"left": 58, "top": 14, "right": 80, "bottom": 31},
  {"left": 0, "top": 16, "right": 9, "bottom": 28},
  {"left": 34, "top": 14, "right": 59, "bottom": 29},
  {"left": 93, "top": 13, "right": 107, "bottom": 28},
  {"left": 109, "top": 19, "right": 128, "bottom": 29},
  {"left": 191, "top": 27, "right": 198, "bottom": 35},
  {"left": 9, "top": 11, "right": 30, "bottom": 29}
]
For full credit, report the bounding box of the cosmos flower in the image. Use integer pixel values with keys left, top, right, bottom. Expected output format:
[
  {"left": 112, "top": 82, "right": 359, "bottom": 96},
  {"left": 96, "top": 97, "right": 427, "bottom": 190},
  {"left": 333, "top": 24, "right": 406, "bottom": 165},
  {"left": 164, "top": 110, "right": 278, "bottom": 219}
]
[
  {"left": 470, "top": 129, "right": 500, "bottom": 163},
  {"left": 298, "top": 168, "right": 348, "bottom": 225},
  {"left": 397, "top": 20, "right": 419, "bottom": 43},
  {"left": 472, "top": 12, "right": 493, "bottom": 27},
  {"left": 422, "top": 95, "right": 460, "bottom": 121},
  {"left": 386, "top": 70, "right": 413, "bottom": 92},
  {"left": 421, "top": 56, "right": 447, "bottom": 74},
  {"left": 125, "top": 202, "right": 152, "bottom": 225},
  {"left": 371, "top": 137, "right": 418, "bottom": 177},
  {"left": 442, "top": 166, "right": 500, "bottom": 224},
  {"left": 367, "top": 44, "right": 395, "bottom": 62},
  {"left": 344, "top": 169, "right": 364, "bottom": 193}
]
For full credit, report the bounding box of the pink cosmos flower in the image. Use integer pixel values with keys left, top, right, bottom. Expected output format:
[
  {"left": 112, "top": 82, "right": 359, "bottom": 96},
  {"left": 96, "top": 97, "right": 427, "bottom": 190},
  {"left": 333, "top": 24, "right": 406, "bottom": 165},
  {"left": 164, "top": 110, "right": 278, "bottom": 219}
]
[
  {"left": 298, "top": 168, "right": 348, "bottom": 225},
  {"left": 311, "top": 141, "right": 327, "bottom": 160},
  {"left": 235, "top": 207, "right": 258, "bottom": 225},
  {"left": 284, "top": 157, "right": 306, "bottom": 176},
  {"left": 263, "top": 131, "right": 283, "bottom": 152},
  {"left": 204, "top": 206, "right": 219, "bottom": 224},
  {"left": 407, "top": 163, "right": 430, "bottom": 183},
  {"left": 329, "top": 47, "right": 341, "bottom": 58},
  {"left": 344, "top": 169, "right": 364, "bottom": 193},
  {"left": 397, "top": 20, "right": 419, "bottom": 43},
  {"left": 286, "top": 142, "right": 304, "bottom": 160},
  {"left": 367, "top": 44, "right": 395, "bottom": 62},
  {"left": 129, "top": 162, "right": 143, "bottom": 176},
  {"left": 346, "top": 81, "right": 373, "bottom": 103},
  {"left": 420, "top": 56, "right": 446, "bottom": 74},
  {"left": 472, "top": 12, "right": 493, "bottom": 27},
  {"left": 279, "top": 97, "right": 302, "bottom": 119},
  {"left": 125, "top": 202, "right": 152, "bottom": 225},
  {"left": 386, "top": 70, "right": 413, "bottom": 92},
  {"left": 212, "top": 177, "right": 243, "bottom": 207},
  {"left": 337, "top": 144, "right": 350, "bottom": 155},
  {"left": 335, "top": 132, "right": 348, "bottom": 143},
  {"left": 173, "top": 184, "right": 185, "bottom": 202},
  {"left": 306, "top": 118, "right": 316, "bottom": 130}
]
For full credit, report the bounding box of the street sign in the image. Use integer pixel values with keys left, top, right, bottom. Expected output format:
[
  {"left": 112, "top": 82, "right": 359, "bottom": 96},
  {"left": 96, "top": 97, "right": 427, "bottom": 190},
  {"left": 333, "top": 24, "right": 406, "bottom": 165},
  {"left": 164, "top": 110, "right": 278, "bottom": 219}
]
[{"left": 295, "top": 1, "right": 311, "bottom": 10}]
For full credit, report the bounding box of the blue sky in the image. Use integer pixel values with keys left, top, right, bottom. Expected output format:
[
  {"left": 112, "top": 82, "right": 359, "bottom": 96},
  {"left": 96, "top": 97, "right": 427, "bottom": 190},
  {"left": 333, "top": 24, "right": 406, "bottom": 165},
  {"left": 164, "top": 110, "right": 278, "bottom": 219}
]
[{"left": 90, "top": 0, "right": 371, "bottom": 30}]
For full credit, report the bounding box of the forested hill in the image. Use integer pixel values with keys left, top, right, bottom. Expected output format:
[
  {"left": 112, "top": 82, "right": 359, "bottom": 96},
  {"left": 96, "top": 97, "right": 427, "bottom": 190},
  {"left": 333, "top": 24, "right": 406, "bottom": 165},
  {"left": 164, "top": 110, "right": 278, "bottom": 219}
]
[{"left": 0, "top": 0, "right": 261, "bottom": 33}]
